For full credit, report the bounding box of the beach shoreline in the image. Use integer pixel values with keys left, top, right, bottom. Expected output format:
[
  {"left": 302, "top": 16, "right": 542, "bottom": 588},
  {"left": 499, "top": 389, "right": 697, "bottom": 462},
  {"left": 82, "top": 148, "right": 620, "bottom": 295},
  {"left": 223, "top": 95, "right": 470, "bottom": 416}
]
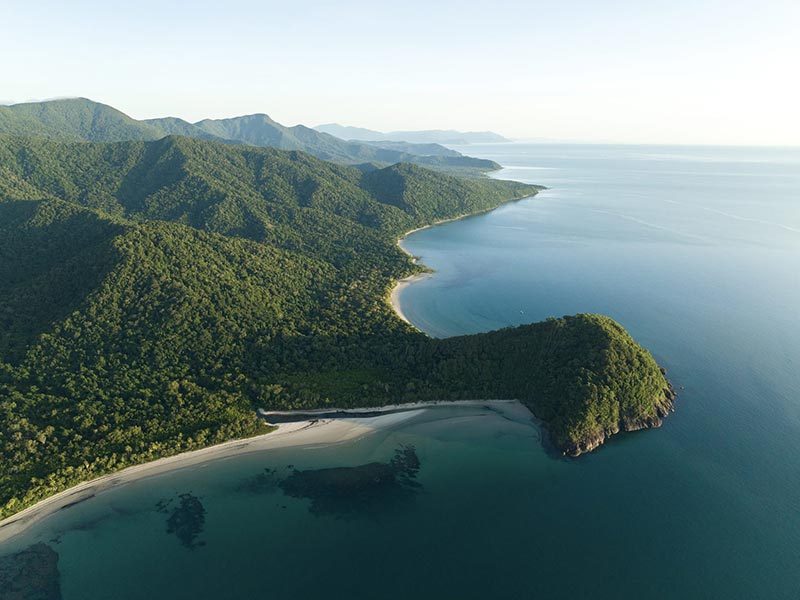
[
  {"left": 388, "top": 191, "right": 541, "bottom": 330},
  {"left": 390, "top": 272, "right": 431, "bottom": 325},
  {"left": 387, "top": 216, "right": 477, "bottom": 330},
  {"left": 0, "top": 399, "right": 527, "bottom": 546},
  {"left": 1, "top": 190, "right": 542, "bottom": 547},
  {"left": 389, "top": 223, "right": 435, "bottom": 327}
]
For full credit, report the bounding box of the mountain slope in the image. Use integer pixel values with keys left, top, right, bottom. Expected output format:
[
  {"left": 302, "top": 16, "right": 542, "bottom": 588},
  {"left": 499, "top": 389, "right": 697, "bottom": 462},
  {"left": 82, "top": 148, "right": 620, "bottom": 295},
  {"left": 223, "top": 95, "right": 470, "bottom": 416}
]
[
  {"left": 0, "top": 135, "right": 673, "bottom": 519},
  {"left": 139, "top": 116, "right": 236, "bottom": 143},
  {"left": 0, "top": 201, "right": 335, "bottom": 514},
  {"left": 0, "top": 134, "right": 530, "bottom": 251},
  {"left": 189, "top": 114, "right": 500, "bottom": 171},
  {"left": 314, "top": 123, "right": 384, "bottom": 141},
  {"left": 0, "top": 99, "right": 501, "bottom": 173},
  {"left": 360, "top": 140, "right": 461, "bottom": 157},
  {"left": 0, "top": 98, "right": 165, "bottom": 142}
]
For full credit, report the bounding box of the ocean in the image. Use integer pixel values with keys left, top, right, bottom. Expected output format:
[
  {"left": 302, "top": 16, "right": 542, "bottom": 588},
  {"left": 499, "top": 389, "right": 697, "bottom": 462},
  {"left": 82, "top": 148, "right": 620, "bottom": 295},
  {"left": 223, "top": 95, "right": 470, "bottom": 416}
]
[{"left": 2, "top": 143, "right": 799, "bottom": 599}]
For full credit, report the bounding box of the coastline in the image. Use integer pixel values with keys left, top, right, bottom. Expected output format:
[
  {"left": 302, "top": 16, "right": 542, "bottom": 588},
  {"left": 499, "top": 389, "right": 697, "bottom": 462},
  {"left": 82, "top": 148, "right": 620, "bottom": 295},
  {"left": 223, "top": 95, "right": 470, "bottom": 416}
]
[
  {"left": 0, "top": 420, "right": 350, "bottom": 546},
  {"left": 0, "top": 399, "right": 529, "bottom": 546},
  {"left": 388, "top": 194, "right": 540, "bottom": 330},
  {"left": 1, "top": 190, "right": 542, "bottom": 545},
  {"left": 390, "top": 273, "right": 431, "bottom": 325}
]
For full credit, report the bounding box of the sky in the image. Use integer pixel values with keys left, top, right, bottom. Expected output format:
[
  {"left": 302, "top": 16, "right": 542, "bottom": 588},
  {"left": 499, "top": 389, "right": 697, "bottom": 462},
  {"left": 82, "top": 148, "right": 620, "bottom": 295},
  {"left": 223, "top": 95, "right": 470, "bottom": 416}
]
[{"left": 3, "top": 0, "right": 799, "bottom": 145}]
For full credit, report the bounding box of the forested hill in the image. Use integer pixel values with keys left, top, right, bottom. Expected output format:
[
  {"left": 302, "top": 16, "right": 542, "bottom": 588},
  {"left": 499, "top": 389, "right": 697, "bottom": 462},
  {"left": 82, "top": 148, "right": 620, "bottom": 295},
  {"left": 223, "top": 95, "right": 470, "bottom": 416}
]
[
  {"left": 0, "top": 134, "right": 673, "bottom": 520},
  {"left": 0, "top": 99, "right": 499, "bottom": 174},
  {"left": 0, "top": 98, "right": 165, "bottom": 142},
  {"left": 181, "top": 115, "right": 494, "bottom": 168},
  {"left": 145, "top": 115, "right": 483, "bottom": 166},
  {"left": 0, "top": 134, "right": 529, "bottom": 262}
]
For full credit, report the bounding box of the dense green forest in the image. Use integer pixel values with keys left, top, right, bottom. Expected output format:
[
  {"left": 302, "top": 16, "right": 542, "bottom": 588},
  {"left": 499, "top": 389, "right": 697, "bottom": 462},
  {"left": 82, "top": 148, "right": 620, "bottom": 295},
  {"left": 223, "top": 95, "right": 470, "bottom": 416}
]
[
  {"left": 0, "top": 98, "right": 499, "bottom": 174},
  {"left": 0, "top": 99, "right": 165, "bottom": 142},
  {"left": 0, "top": 134, "right": 673, "bottom": 519}
]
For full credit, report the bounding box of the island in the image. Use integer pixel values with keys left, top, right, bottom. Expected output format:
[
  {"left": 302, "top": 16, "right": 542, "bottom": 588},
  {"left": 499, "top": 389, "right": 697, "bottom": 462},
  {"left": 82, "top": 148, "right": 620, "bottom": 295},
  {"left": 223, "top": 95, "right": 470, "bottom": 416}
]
[{"left": 0, "top": 101, "right": 675, "bottom": 524}]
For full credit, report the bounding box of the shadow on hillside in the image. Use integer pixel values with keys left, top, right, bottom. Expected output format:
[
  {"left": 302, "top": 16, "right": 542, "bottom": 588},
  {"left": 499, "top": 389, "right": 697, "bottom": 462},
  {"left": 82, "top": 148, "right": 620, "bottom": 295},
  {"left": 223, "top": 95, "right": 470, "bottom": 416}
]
[{"left": 0, "top": 199, "right": 125, "bottom": 363}]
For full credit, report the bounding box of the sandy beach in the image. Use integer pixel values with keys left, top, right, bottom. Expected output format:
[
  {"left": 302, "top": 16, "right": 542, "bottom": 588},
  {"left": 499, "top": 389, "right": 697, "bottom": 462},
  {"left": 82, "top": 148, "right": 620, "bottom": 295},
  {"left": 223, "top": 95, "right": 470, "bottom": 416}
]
[
  {"left": 388, "top": 224, "right": 438, "bottom": 327},
  {"left": 0, "top": 196, "right": 540, "bottom": 549},
  {"left": 388, "top": 194, "right": 539, "bottom": 329},
  {"left": 0, "top": 399, "right": 529, "bottom": 545},
  {"left": 0, "top": 418, "right": 369, "bottom": 545},
  {"left": 390, "top": 272, "right": 431, "bottom": 325}
]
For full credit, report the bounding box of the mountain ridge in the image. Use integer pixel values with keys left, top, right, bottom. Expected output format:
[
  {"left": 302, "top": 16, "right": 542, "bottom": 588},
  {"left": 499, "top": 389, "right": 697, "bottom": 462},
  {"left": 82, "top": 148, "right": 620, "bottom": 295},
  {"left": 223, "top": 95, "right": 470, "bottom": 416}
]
[
  {"left": 0, "top": 98, "right": 500, "bottom": 174},
  {"left": 0, "top": 97, "right": 164, "bottom": 142}
]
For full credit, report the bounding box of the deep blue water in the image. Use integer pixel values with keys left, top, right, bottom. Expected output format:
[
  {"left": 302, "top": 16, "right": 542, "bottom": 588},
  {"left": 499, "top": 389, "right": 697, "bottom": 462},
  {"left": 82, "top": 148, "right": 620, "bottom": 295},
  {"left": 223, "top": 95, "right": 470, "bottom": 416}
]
[{"left": 2, "top": 143, "right": 799, "bottom": 599}]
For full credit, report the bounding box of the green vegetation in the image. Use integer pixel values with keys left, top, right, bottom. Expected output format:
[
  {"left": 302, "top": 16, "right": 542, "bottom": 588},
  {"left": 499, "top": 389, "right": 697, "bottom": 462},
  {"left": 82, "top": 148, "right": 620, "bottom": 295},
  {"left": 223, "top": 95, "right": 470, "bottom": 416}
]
[
  {"left": 423, "top": 316, "right": 675, "bottom": 456},
  {"left": 170, "top": 114, "right": 501, "bottom": 172},
  {"left": 0, "top": 98, "right": 164, "bottom": 142},
  {"left": 0, "top": 133, "right": 672, "bottom": 520},
  {"left": 0, "top": 99, "right": 500, "bottom": 174}
]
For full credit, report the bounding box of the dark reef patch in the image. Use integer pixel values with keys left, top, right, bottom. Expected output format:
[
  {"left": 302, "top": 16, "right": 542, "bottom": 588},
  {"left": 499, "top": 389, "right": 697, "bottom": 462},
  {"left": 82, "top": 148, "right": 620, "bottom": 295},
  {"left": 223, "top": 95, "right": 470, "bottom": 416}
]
[
  {"left": 235, "top": 467, "right": 281, "bottom": 495},
  {"left": 278, "top": 445, "right": 422, "bottom": 518},
  {"left": 0, "top": 543, "right": 61, "bottom": 599},
  {"left": 156, "top": 493, "right": 206, "bottom": 549}
]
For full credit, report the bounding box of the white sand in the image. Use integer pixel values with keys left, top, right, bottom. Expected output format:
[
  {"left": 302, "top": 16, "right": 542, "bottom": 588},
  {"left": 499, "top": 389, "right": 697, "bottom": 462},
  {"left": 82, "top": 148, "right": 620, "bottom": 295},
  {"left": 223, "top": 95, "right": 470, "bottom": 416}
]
[
  {"left": 388, "top": 225, "right": 438, "bottom": 327},
  {"left": 1, "top": 197, "right": 543, "bottom": 546},
  {"left": 388, "top": 208, "right": 519, "bottom": 328},
  {"left": 389, "top": 192, "right": 539, "bottom": 327},
  {"left": 0, "top": 419, "right": 374, "bottom": 544},
  {"left": 389, "top": 272, "right": 432, "bottom": 325},
  {"left": 0, "top": 400, "right": 527, "bottom": 545}
]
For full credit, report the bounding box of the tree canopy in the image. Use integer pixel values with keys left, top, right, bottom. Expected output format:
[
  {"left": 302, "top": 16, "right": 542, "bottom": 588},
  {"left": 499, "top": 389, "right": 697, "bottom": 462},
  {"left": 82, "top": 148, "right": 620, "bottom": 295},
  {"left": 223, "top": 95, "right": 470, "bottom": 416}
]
[{"left": 0, "top": 134, "right": 672, "bottom": 519}]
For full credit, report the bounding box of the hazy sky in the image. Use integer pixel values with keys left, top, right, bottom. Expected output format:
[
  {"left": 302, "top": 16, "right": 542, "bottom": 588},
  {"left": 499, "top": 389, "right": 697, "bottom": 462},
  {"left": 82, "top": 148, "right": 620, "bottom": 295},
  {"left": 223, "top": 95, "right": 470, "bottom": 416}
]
[{"left": 3, "top": 0, "right": 799, "bottom": 144}]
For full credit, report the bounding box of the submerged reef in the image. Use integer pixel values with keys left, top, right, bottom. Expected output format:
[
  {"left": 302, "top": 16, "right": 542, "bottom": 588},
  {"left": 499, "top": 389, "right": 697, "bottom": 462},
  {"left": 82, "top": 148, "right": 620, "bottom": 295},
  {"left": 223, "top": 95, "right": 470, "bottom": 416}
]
[
  {"left": 235, "top": 468, "right": 281, "bottom": 495},
  {"left": 277, "top": 445, "right": 422, "bottom": 518},
  {"left": 0, "top": 543, "right": 61, "bottom": 599},
  {"left": 156, "top": 493, "right": 207, "bottom": 550}
]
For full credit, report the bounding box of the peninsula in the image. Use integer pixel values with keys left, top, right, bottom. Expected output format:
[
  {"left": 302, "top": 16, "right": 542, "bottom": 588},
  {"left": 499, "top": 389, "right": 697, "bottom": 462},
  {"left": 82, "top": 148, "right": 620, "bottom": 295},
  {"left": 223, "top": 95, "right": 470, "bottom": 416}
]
[{"left": 0, "top": 100, "right": 675, "bottom": 522}]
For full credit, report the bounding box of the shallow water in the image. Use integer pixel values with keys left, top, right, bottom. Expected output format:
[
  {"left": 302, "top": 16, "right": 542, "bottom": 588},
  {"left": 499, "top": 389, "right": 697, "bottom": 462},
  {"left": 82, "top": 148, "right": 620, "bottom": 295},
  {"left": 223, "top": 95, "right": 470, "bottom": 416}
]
[
  {"left": 1, "top": 404, "right": 553, "bottom": 600},
  {"left": 2, "top": 143, "right": 799, "bottom": 599}
]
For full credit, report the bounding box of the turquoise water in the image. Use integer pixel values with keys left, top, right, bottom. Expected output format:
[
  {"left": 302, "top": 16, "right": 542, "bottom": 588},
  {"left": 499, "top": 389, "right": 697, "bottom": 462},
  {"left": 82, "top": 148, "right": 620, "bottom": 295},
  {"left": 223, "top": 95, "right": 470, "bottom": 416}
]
[{"left": 2, "top": 144, "right": 800, "bottom": 598}]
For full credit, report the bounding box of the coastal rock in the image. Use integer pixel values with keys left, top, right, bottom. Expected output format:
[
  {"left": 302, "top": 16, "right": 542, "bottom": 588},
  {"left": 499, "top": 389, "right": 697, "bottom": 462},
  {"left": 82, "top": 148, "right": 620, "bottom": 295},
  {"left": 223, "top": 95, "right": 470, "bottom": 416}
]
[
  {"left": 0, "top": 543, "right": 61, "bottom": 600},
  {"left": 558, "top": 377, "right": 677, "bottom": 457}
]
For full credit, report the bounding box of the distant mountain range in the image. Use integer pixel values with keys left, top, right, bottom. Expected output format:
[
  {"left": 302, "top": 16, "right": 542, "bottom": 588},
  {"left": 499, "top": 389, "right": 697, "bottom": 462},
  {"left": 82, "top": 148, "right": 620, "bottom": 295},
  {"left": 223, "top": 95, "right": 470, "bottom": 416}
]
[
  {"left": 314, "top": 123, "right": 510, "bottom": 145},
  {"left": 0, "top": 98, "right": 500, "bottom": 173}
]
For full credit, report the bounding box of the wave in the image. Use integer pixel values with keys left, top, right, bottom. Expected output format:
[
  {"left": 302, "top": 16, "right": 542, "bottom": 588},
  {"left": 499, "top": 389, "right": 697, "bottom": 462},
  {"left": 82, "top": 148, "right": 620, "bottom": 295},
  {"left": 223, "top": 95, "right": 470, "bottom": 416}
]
[
  {"left": 661, "top": 199, "right": 800, "bottom": 235},
  {"left": 588, "top": 209, "right": 710, "bottom": 243}
]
